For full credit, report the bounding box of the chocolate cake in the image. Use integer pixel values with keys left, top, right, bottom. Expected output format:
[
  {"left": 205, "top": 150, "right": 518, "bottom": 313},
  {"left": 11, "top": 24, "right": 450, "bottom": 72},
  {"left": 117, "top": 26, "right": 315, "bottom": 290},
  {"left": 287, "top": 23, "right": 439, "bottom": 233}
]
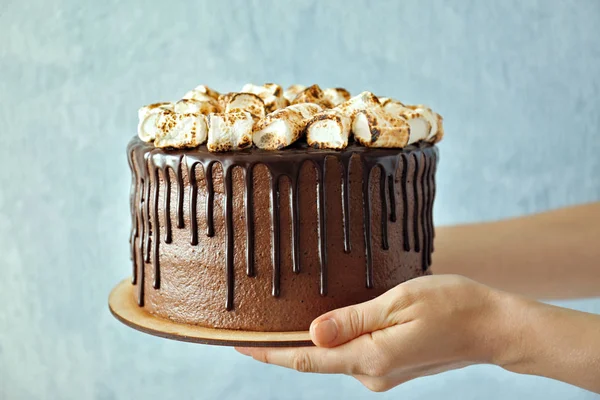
[{"left": 127, "top": 83, "right": 443, "bottom": 331}]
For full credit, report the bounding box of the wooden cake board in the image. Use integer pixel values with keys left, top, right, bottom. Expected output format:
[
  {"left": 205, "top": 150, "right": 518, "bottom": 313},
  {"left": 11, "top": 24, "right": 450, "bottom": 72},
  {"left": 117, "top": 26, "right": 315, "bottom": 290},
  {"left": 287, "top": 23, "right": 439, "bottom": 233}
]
[{"left": 109, "top": 278, "right": 313, "bottom": 347}]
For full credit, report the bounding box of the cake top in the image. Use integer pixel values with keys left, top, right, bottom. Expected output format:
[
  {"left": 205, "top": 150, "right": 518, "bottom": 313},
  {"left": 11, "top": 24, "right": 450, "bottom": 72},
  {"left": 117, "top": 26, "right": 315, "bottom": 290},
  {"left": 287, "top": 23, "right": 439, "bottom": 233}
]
[{"left": 137, "top": 83, "right": 444, "bottom": 152}]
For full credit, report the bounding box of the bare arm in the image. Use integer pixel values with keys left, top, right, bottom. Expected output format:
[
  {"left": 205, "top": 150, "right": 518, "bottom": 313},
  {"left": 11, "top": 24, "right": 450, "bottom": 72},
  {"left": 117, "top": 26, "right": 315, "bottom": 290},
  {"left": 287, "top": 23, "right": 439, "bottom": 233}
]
[
  {"left": 503, "top": 294, "right": 600, "bottom": 393},
  {"left": 238, "top": 202, "right": 600, "bottom": 392},
  {"left": 238, "top": 275, "right": 600, "bottom": 393},
  {"left": 432, "top": 202, "right": 600, "bottom": 299}
]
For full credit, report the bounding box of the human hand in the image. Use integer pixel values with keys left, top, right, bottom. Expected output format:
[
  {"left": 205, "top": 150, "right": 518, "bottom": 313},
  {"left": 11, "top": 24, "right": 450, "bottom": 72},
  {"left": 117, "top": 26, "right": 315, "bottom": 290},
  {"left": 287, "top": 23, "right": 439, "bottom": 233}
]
[{"left": 236, "top": 275, "right": 518, "bottom": 392}]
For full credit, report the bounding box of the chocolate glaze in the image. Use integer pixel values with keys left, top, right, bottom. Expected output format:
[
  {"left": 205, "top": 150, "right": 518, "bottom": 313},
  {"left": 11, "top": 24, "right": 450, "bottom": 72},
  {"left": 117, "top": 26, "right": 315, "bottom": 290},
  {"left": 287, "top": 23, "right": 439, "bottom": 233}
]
[
  {"left": 388, "top": 174, "right": 397, "bottom": 223},
  {"left": 316, "top": 159, "right": 327, "bottom": 296},
  {"left": 412, "top": 153, "right": 421, "bottom": 253},
  {"left": 151, "top": 167, "right": 160, "bottom": 289},
  {"left": 421, "top": 157, "right": 431, "bottom": 271},
  {"left": 400, "top": 154, "right": 410, "bottom": 252},
  {"left": 127, "top": 148, "right": 137, "bottom": 268},
  {"left": 127, "top": 138, "right": 438, "bottom": 311},
  {"left": 431, "top": 151, "right": 438, "bottom": 249},
  {"left": 204, "top": 161, "right": 215, "bottom": 238},
  {"left": 244, "top": 167, "right": 256, "bottom": 276},
  {"left": 143, "top": 154, "right": 151, "bottom": 264},
  {"left": 340, "top": 155, "right": 352, "bottom": 253},
  {"left": 379, "top": 166, "right": 389, "bottom": 251},
  {"left": 224, "top": 166, "right": 235, "bottom": 310},
  {"left": 185, "top": 158, "right": 199, "bottom": 246},
  {"left": 127, "top": 146, "right": 137, "bottom": 285},
  {"left": 361, "top": 158, "right": 374, "bottom": 288}
]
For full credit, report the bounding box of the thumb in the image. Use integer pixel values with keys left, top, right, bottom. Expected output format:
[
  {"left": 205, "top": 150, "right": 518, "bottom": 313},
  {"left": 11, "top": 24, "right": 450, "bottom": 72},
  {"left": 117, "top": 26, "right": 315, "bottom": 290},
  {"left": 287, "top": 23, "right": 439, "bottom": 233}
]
[{"left": 310, "top": 294, "right": 394, "bottom": 348}]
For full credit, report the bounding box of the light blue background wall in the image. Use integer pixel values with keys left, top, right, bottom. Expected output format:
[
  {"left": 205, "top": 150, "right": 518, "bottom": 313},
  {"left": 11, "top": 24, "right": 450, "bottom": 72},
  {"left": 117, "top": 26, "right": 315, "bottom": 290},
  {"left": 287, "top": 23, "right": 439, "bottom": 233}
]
[{"left": 1, "top": 0, "right": 599, "bottom": 399}]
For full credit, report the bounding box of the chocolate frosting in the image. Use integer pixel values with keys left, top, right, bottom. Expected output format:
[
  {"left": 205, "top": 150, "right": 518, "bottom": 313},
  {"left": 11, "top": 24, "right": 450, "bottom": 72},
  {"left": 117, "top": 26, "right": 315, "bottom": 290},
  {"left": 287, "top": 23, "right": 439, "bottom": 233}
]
[{"left": 128, "top": 138, "right": 438, "bottom": 330}]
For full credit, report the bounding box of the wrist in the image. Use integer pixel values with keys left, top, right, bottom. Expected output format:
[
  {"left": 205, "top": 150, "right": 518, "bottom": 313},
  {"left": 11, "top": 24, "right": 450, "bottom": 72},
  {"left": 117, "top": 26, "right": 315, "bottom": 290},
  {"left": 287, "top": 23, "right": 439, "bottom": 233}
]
[{"left": 484, "top": 289, "right": 543, "bottom": 372}]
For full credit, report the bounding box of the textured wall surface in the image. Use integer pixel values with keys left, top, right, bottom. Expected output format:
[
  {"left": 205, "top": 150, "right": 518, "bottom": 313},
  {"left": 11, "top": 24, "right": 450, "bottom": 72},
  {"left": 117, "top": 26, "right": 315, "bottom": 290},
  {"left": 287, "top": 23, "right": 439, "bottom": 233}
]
[{"left": 1, "top": 0, "right": 599, "bottom": 399}]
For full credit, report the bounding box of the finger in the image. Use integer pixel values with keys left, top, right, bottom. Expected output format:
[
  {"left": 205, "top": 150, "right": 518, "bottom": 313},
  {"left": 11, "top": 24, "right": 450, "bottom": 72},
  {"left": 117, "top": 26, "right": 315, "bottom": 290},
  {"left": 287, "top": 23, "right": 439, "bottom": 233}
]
[
  {"left": 235, "top": 346, "right": 349, "bottom": 374},
  {"left": 235, "top": 334, "right": 380, "bottom": 375},
  {"left": 310, "top": 290, "right": 402, "bottom": 348}
]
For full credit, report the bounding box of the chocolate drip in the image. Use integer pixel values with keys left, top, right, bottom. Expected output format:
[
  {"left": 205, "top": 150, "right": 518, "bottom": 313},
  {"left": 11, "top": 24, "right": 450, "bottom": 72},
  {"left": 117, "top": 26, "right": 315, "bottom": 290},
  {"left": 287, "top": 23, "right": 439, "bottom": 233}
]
[
  {"left": 161, "top": 169, "right": 172, "bottom": 244},
  {"left": 431, "top": 150, "right": 438, "bottom": 248},
  {"left": 379, "top": 166, "right": 390, "bottom": 251},
  {"left": 290, "top": 170, "right": 301, "bottom": 273},
  {"left": 132, "top": 182, "right": 142, "bottom": 284},
  {"left": 427, "top": 155, "right": 436, "bottom": 266},
  {"left": 315, "top": 159, "right": 328, "bottom": 296},
  {"left": 340, "top": 154, "right": 352, "bottom": 253},
  {"left": 127, "top": 146, "right": 138, "bottom": 283},
  {"left": 147, "top": 152, "right": 189, "bottom": 291},
  {"left": 204, "top": 161, "right": 215, "bottom": 237},
  {"left": 244, "top": 166, "right": 256, "bottom": 277},
  {"left": 270, "top": 176, "right": 281, "bottom": 297},
  {"left": 127, "top": 141, "right": 150, "bottom": 306},
  {"left": 127, "top": 139, "right": 437, "bottom": 310},
  {"left": 224, "top": 166, "right": 235, "bottom": 310},
  {"left": 388, "top": 174, "right": 397, "bottom": 223},
  {"left": 361, "top": 156, "right": 374, "bottom": 289},
  {"left": 421, "top": 159, "right": 431, "bottom": 271},
  {"left": 167, "top": 155, "right": 185, "bottom": 229},
  {"left": 143, "top": 154, "right": 151, "bottom": 263},
  {"left": 137, "top": 189, "right": 145, "bottom": 306},
  {"left": 149, "top": 154, "right": 175, "bottom": 244},
  {"left": 412, "top": 154, "right": 421, "bottom": 253},
  {"left": 186, "top": 157, "right": 199, "bottom": 245},
  {"left": 128, "top": 148, "right": 136, "bottom": 263},
  {"left": 266, "top": 160, "right": 306, "bottom": 294},
  {"left": 151, "top": 167, "right": 161, "bottom": 289},
  {"left": 140, "top": 169, "right": 149, "bottom": 304},
  {"left": 400, "top": 154, "right": 410, "bottom": 252}
]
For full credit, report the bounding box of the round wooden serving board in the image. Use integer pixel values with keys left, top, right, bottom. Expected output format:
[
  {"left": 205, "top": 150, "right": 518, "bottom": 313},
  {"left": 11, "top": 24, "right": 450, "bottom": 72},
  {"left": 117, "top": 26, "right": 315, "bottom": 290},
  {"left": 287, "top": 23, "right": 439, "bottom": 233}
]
[{"left": 108, "top": 278, "right": 313, "bottom": 347}]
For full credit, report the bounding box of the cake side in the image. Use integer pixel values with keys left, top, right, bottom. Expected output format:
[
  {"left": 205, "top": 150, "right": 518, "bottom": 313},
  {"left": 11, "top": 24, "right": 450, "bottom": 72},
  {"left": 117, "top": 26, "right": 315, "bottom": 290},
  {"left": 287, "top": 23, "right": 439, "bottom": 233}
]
[{"left": 128, "top": 139, "right": 438, "bottom": 331}]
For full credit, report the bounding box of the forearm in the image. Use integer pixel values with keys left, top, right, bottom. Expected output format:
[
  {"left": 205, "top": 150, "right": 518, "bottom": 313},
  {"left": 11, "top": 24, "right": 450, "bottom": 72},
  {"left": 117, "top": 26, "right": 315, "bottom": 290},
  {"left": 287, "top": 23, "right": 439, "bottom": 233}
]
[
  {"left": 495, "top": 293, "right": 600, "bottom": 393},
  {"left": 432, "top": 202, "right": 600, "bottom": 299},
  {"left": 239, "top": 275, "right": 599, "bottom": 393}
]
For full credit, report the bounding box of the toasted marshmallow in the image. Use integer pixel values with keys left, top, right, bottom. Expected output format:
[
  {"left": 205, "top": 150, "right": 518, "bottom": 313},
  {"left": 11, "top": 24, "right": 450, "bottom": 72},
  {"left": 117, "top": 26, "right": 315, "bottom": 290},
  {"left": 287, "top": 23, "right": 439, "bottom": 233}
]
[
  {"left": 383, "top": 104, "right": 430, "bottom": 144},
  {"left": 207, "top": 111, "right": 254, "bottom": 152},
  {"left": 253, "top": 103, "right": 323, "bottom": 150},
  {"left": 241, "top": 83, "right": 288, "bottom": 112},
  {"left": 138, "top": 102, "right": 174, "bottom": 142},
  {"left": 335, "top": 91, "right": 381, "bottom": 115},
  {"left": 402, "top": 104, "right": 440, "bottom": 143},
  {"left": 333, "top": 91, "right": 410, "bottom": 147},
  {"left": 174, "top": 98, "right": 219, "bottom": 115},
  {"left": 291, "top": 84, "right": 333, "bottom": 108},
  {"left": 306, "top": 109, "right": 351, "bottom": 149},
  {"left": 380, "top": 98, "right": 405, "bottom": 111},
  {"left": 217, "top": 92, "right": 236, "bottom": 110},
  {"left": 153, "top": 109, "right": 208, "bottom": 149},
  {"left": 431, "top": 112, "right": 444, "bottom": 143},
  {"left": 283, "top": 84, "right": 306, "bottom": 103},
  {"left": 352, "top": 107, "right": 409, "bottom": 148},
  {"left": 225, "top": 92, "right": 266, "bottom": 120},
  {"left": 322, "top": 88, "right": 351, "bottom": 107},
  {"left": 378, "top": 97, "right": 391, "bottom": 107},
  {"left": 138, "top": 84, "right": 444, "bottom": 151},
  {"left": 182, "top": 85, "right": 220, "bottom": 101},
  {"left": 182, "top": 90, "right": 221, "bottom": 109}
]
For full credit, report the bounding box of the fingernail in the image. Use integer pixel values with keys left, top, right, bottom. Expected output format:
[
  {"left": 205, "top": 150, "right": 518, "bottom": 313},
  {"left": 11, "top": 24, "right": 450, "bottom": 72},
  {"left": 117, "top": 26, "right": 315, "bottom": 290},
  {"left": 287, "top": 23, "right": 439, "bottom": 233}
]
[{"left": 312, "top": 319, "right": 338, "bottom": 345}]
